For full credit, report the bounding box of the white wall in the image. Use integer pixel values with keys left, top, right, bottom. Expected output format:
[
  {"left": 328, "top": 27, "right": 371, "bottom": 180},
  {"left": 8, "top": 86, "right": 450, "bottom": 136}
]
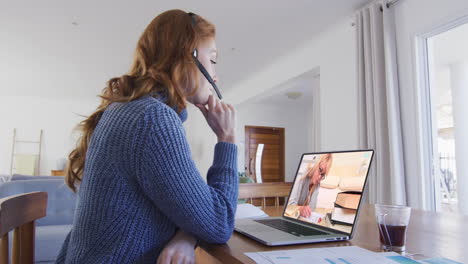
[
  {"left": 183, "top": 104, "right": 218, "bottom": 179},
  {"left": 225, "top": 19, "right": 358, "bottom": 152},
  {"left": 0, "top": 96, "right": 220, "bottom": 180},
  {"left": 393, "top": 0, "right": 468, "bottom": 209},
  {"left": 236, "top": 103, "right": 310, "bottom": 182},
  {"left": 0, "top": 96, "right": 99, "bottom": 175}
]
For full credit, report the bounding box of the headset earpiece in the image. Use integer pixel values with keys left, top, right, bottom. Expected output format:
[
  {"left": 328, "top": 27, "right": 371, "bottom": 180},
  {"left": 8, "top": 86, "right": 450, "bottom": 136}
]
[{"left": 187, "top": 12, "right": 223, "bottom": 100}]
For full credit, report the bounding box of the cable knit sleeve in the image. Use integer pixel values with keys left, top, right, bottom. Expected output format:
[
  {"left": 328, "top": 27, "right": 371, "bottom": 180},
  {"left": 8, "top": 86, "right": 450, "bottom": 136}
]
[{"left": 135, "top": 103, "right": 238, "bottom": 244}]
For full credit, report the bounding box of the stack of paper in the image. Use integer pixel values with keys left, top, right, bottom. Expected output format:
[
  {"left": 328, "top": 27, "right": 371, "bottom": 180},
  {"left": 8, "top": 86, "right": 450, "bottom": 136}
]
[
  {"left": 245, "top": 246, "right": 463, "bottom": 264},
  {"left": 246, "top": 246, "right": 402, "bottom": 264},
  {"left": 235, "top": 203, "right": 268, "bottom": 219},
  {"left": 331, "top": 207, "right": 356, "bottom": 225}
]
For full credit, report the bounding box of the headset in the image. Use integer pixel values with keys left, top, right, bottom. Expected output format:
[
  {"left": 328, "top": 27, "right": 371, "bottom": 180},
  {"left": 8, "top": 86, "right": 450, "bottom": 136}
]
[{"left": 188, "top": 12, "right": 223, "bottom": 100}]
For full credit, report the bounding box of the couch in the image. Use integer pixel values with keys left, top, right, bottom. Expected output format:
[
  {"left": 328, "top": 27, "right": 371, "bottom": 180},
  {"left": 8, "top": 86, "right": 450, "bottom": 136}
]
[
  {"left": 0, "top": 177, "right": 76, "bottom": 263},
  {"left": 11, "top": 174, "right": 66, "bottom": 181}
]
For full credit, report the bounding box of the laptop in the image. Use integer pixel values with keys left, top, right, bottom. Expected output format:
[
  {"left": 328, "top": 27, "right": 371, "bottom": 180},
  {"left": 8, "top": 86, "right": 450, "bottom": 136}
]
[{"left": 234, "top": 149, "right": 374, "bottom": 246}]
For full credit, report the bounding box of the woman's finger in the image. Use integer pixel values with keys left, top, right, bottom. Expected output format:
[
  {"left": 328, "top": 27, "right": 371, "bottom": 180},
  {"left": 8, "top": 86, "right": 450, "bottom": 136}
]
[
  {"left": 221, "top": 102, "right": 229, "bottom": 112},
  {"left": 186, "top": 256, "right": 195, "bottom": 264},
  {"left": 207, "top": 94, "right": 215, "bottom": 111},
  {"left": 226, "top": 104, "right": 234, "bottom": 117},
  {"left": 213, "top": 96, "right": 221, "bottom": 112},
  {"left": 172, "top": 255, "right": 183, "bottom": 264},
  {"left": 162, "top": 250, "right": 175, "bottom": 264},
  {"left": 156, "top": 253, "right": 166, "bottom": 264}
]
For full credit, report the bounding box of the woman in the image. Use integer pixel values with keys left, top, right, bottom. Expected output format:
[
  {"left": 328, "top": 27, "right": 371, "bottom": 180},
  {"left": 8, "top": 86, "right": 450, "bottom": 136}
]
[
  {"left": 56, "top": 9, "right": 238, "bottom": 264},
  {"left": 286, "top": 154, "right": 333, "bottom": 218}
]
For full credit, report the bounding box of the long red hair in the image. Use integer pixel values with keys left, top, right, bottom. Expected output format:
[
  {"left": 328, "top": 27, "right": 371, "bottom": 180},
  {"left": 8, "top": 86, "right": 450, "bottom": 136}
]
[{"left": 65, "top": 9, "right": 215, "bottom": 192}]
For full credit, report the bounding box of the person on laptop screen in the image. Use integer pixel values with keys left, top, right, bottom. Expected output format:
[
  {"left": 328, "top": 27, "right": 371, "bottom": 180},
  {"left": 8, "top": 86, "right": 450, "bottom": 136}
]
[{"left": 286, "top": 154, "right": 333, "bottom": 220}]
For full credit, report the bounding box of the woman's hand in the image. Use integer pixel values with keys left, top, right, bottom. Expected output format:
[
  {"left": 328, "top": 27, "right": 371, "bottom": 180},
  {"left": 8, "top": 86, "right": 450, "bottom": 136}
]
[
  {"left": 298, "top": 205, "right": 312, "bottom": 218},
  {"left": 156, "top": 230, "right": 197, "bottom": 264},
  {"left": 196, "top": 95, "right": 236, "bottom": 144}
]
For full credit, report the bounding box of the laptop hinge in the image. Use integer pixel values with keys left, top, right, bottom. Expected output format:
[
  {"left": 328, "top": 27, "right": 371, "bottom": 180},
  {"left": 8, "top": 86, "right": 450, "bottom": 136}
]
[{"left": 283, "top": 216, "right": 351, "bottom": 236}]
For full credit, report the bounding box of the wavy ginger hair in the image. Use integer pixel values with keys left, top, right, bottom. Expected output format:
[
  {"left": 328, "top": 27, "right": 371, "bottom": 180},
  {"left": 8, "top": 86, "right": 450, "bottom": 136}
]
[{"left": 65, "top": 9, "right": 215, "bottom": 192}]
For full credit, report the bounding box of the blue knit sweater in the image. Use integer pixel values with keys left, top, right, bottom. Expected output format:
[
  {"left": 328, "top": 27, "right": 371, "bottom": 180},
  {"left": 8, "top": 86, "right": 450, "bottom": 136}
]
[{"left": 56, "top": 95, "right": 238, "bottom": 263}]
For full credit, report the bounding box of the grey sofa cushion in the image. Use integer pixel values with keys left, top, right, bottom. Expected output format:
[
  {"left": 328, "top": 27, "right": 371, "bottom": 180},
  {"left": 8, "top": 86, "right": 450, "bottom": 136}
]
[
  {"left": 11, "top": 174, "right": 64, "bottom": 181},
  {"left": 36, "top": 225, "right": 72, "bottom": 262}
]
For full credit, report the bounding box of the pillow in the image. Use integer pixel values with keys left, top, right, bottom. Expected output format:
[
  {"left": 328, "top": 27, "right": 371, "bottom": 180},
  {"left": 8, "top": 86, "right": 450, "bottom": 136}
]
[
  {"left": 0, "top": 174, "right": 12, "bottom": 184},
  {"left": 320, "top": 175, "right": 340, "bottom": 189},
  {"left": 339, "top": 176, "right": 366, "bottom": 191}
]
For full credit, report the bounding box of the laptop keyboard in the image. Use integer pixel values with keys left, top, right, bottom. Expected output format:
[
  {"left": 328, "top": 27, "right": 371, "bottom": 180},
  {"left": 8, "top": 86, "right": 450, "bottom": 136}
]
[{"left": 254, "top": 219, "right": 328, "bottom": 237}]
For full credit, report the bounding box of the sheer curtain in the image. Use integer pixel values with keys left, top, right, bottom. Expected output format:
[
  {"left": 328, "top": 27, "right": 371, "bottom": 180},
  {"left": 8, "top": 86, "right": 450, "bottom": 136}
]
[{"left": 355, "top": 0, "right": 407, "bottom": 205}]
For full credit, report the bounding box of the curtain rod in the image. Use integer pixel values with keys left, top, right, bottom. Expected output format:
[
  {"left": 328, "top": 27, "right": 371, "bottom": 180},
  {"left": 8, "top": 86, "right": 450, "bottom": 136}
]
[
  {"left": 351, "top": 0, "right": 403, "bottom": 26},
  {"left": 380, "top": 0, "right": 403, "bottom": 11},
  {"left": 356, "top": 0, "right": 403, "bottom": 12},
  {"left": 386, "top": 0, "right": 402, "bottom": 8}
]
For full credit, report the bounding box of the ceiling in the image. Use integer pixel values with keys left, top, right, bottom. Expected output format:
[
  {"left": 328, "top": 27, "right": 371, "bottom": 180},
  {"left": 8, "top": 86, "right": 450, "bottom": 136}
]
[
  {"left": 246, "top": 68, "right": 319, "bottom": 107},
  {"left": 0, "top": 0, "right": 370, "bottom": 99}
]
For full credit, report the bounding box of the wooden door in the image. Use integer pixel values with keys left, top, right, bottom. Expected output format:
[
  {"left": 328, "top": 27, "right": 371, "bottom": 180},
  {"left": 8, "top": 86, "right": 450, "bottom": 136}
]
[{"left": 244, "top": 126, "right": 285, "bottom": 183}]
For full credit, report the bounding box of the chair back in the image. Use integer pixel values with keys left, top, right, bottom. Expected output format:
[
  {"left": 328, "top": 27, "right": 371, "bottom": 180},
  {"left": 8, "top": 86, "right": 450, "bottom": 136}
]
[
  {"left": 0, "top": 192, "right": 47, "bottom": 264},
  {"left": 238, "top": 182, "right": 292, "bottom": 208},
  {"left": 0, "top": 180, "right": 75, "bottom": 226}
]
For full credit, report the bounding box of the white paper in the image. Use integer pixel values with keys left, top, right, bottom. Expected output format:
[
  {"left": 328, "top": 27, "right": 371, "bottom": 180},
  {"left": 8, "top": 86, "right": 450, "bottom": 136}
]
[
  {"left": 305, "top": 212, "right": 325, "bottom": 223},
  {"left": 419, "top": 258, "right": 463, "bottom": 264},
  {"left": 245, "top": 246, "right": 419, "bottom": 264},
  {"left": 235, "top": 203, "right": 269, "bottom": 219},
  {"left": 331, "top": 207, "right": 356, "bottom": 224}
]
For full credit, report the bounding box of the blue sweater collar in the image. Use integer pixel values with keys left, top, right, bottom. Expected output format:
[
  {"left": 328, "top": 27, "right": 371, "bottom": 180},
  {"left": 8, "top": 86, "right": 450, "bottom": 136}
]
[
  {"left": 178, "top": 108, "right": 188, "bottom": 123},
  {"left": 149, "top": 92, "right": 188, "bottom": 123}
]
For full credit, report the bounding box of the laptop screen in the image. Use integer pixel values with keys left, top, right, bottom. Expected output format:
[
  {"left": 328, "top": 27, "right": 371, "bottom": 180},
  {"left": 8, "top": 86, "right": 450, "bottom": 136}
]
[{"left": 283, "top": 150, "right": 374, "bottom": 234}]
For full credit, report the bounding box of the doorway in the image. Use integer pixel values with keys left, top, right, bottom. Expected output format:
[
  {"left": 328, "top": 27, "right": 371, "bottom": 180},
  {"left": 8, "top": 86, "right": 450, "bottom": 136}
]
[
  {"left": 244, "top": 126, "right": 285, "bottom": 183},
  {"left": 418, "top": 18, "right": 468, "bottom": 214}
]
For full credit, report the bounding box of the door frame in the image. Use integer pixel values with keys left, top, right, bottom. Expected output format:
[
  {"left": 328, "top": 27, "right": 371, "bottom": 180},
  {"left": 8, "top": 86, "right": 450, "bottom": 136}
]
[{"left": 414, "top": 14, "right": 468, "bottom": 211}]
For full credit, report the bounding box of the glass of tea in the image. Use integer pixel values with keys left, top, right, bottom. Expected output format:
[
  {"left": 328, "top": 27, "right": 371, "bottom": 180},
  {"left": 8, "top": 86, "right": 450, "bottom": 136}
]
[{"left": 374, "top": 204, "right": 411, "bottom": 252}]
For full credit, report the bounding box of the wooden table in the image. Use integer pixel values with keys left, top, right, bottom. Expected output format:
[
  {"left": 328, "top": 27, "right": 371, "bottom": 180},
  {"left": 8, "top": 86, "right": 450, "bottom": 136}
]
[{"left": 199, "top": 204, "right": 468, "bottom": 263}]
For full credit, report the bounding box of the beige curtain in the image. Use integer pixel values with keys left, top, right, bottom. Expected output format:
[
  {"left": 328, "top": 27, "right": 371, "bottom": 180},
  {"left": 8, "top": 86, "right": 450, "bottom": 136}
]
[{"left": 356, "top": 1, "right": 407, "bottom": 205}]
